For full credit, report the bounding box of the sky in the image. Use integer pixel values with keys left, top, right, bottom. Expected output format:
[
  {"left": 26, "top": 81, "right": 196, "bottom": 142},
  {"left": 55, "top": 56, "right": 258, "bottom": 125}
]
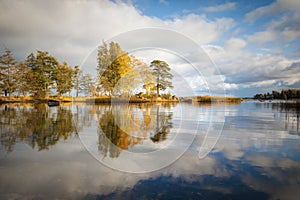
[{"left": 0, "top": 0, "right": 299, "bottom": 97}]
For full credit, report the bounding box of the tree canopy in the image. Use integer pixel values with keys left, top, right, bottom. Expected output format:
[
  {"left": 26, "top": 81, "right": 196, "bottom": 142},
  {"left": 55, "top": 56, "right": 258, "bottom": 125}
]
[
  {"left": 0, "top": 43, "right": 175, "bottom": 99},
  {"left": 254, "top": 89, "right": 300, "bottom": 100},
  {"left": 0, "top": 49, "right": 77, "bottom": 97},
  {"left": 150, "top": 60, "right": 173, "bottom": 96},
  {"left": 97, "top": 42, "right": 174, "bottom": 98},
  {"left": 0, "top": 48, "right": 17, "bottom": 96}
]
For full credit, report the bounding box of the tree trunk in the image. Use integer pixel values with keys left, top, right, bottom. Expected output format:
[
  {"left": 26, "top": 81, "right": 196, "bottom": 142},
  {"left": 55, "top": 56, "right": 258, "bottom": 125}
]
[{"left": 76, "top": 89, "right": 78, "bottom": 97}]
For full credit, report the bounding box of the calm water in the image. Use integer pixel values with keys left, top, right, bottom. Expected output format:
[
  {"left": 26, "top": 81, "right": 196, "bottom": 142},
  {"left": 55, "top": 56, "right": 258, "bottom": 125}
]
[{"left": 0, "top": 101, "right": 299, "bottom": 200}]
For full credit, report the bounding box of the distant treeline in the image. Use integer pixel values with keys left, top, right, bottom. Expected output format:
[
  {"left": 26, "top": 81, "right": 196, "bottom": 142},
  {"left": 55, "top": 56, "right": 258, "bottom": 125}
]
[{"left": 254, "top": 89, "right": 300, "bottom": 100}]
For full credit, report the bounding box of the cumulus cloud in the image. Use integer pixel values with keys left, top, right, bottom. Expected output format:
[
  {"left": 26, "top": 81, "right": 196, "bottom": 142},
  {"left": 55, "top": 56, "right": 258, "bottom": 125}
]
[
  {"left": 247, "top": 31, "right": 277, "bottom": 45},
  {"left": 203, "top": 38, "right": 300, "bottom": 94},
  {"left": 0, "top": 0, "right": 234, "bottom": 69},
  {"left": 0, "top": 0, "right": 298, "bottom": 97},
  {"left": 245, "top": 0, "right": 300, "bottom": 46}
]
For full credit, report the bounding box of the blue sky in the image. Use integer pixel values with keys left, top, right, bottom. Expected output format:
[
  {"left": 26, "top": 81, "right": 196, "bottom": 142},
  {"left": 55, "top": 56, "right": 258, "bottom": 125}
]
[{"left": 0, "top": 0, "right": 299, "bottom": 97}]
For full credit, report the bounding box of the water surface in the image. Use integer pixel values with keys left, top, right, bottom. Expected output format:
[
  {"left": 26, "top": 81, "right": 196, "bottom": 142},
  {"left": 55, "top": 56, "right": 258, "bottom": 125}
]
[{"left": 0, "top": 101, "right": 299, "bottom": 199}]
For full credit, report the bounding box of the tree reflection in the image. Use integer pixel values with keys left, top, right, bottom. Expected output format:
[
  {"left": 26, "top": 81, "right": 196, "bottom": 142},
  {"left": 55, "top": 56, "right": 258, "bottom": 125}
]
[
  {"left": 98, "top": 104, "right": 173, "bottom": 158},
  {"left": 0, "top": 104, "right": 77, "bottom": 153},
  {"left": 272, "top": 102, "right": 300, "bottom": 133},
  {"left": 150, "top": 105, "right": 173, "bottom": 143},
  {"left": 0, "top": 103, "right": 174, "bottom": 158}
]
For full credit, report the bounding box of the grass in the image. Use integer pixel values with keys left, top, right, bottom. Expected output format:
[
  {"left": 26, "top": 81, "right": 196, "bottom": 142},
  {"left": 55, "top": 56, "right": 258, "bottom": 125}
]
[
  {"left": 200, "top": 96, "right": 242, "bottom": 103},
  {"left": 182, "top": 95, "right": 242, "bottom": 103},
  {"left": 86, "top": 96, "right": 150, "bottom": 103},
  {"left": 0, "top": 95, "right": 73, "bottom": 103},
  {"left": 0, "top": 95, "right": 241, "bottom": 104}
]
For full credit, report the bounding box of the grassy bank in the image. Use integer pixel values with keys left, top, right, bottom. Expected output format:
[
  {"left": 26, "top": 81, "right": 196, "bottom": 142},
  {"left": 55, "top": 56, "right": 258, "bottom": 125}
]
[
  {"left": 0, "top": 96, "right": 179, "bottom": 104},
  {"left": 0, "top": 96, "right": 72, "bottom": 104},
  {"left": 197, "top": 96, "right": 242, "bottom": 103},
  {"left": 181, "top": 96, "right": 242, "bottom": 103},
  {"left": 84, "top": 96, "right": 179, "bottom": 104},
  {"left": 0, "top": 95, "right": 242, "bottom": 104}
]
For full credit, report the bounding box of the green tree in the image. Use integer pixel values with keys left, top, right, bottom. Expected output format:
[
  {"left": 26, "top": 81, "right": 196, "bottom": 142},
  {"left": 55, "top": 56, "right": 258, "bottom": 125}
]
[
  {"left": 54, "top": 62, "right": 74, "bottom": 96},
  {"left": 26, "top": 51, "right": 59, "bottom": 97},
  {"left": 151, "top": 105, "right": 173, "bottom": 143},
  {"left": 15, "top": 62, "right": 32, "bottom": 96},
  {"left": 97, "top": 42, "right": 119, "bottom": 95},
  {"left": 0, "top": 48, "right": 17, "bottom": 96},
  {"left": 73, "top": 65, "right": 81, "bottom": 97},
  {"left": 150, "top": 60, "right": 173, "bottom": 96},
  {"left": 272, "top": 90, "right": 280, "bottom": 99}
]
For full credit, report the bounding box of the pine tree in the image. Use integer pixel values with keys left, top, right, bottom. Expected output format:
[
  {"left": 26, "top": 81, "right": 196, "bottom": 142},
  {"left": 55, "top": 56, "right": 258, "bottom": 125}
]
[
  {"left": 0, "top": 48, "right": 17, "bottom": 96},
  {"left": 150, "top": 60, "right": 173, "bottom": 96},
  {"left": 26, "top": 51, "right": 59, "bottom": 97},
  {"left": 54, "top": 62, "right": 74, "bottom": 96},
  {"left": 15, "top": 62, "right": 32, "bottom": 96}
]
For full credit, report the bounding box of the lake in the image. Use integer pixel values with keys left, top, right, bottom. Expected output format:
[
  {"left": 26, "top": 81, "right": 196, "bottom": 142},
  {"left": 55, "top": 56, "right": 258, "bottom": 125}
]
[{"left": 0, "top": 101, "right": 299, "bottom": 200}]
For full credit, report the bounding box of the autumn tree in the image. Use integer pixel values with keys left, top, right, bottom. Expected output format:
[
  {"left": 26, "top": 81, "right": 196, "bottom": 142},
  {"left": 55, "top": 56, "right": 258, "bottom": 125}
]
[
  {"left": 114, "top": 53, "right": 140, "bottom": 96},
  {"left": 130, "top": 57, "right": 155, "bottom": 97},
  {"left": 150, "top": 60, "right": 173, "bottom": 96},
  {"left": 54, "top": 62, "right": 74, "bottom": 96},
  {"left": 97, "top": 41, "right": 121, "bottom": 95},
  {"left": 0, "top": 48, "right": 17, "bottom": 96},
  {"left": 97, "top": 41, "right": 139, "bottom": 96}
]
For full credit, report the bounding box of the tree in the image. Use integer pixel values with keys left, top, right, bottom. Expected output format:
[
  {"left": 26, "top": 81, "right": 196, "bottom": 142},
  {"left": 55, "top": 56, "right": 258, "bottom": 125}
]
[
  {"left": 73, "top": 65, "right": 81, "bottom": 97},
  {"left": 114, "top": 53, "right": 140, "bottom": 96},
  {"left": 150, "top": 60, "right": 173, "bottom": 96},
  {"left": 79, "top": 73, "right": 96, "bottom": 96},
  {"left": 272, "top": 90, "right": 280, "bottom": 99},
  {"left": 26, "top": 51, "right": 59, "bottom": 97},
  {"left": 132, "top": 56, "right": 155, "bottom": 97},
  {"left": 0, "top": 48, "right": 17, "bottom": 96},
  {"left": 15, "top": 62, "right": 32, "bottom": 96},
  {"left": 97, "top": 41, "right": 121, "bottom": 95},
  {"left": 97, "top": 41, "right": 139, "bottom": 96},
  {"left": 54, "top": 62, "right": 74, "bottom": 96}
]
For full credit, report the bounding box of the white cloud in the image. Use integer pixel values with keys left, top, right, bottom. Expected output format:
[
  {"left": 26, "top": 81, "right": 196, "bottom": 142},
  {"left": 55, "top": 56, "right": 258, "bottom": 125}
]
[
  {"left": 224, "top": 37, "right": 247, "bottom": 52},
  {"left": 203, "top": 39, "right": 300, "bottom": 92},
  {"left": 245, "top": 0, "right": 300, "bottom": 46},
  {"left": 247, "top": 31, "right": 277, "bottom": 45},
  {"left": 244, "top": 2, "right": 281, "bottom": 23},
  {"left": 0, "top": 0, "right": 235, "bottom": 70},
  {"left": 224, "top": 83, "right": 238, "bottom": 90},
  {"left": 203, "top": 2, "right": 236, "bottom": 12},
  {"left": 0, "top": 0, "right": 298, "bottom": 97},
  {"left": 244, "top": 0, "right": 300, "bottom": 23}
]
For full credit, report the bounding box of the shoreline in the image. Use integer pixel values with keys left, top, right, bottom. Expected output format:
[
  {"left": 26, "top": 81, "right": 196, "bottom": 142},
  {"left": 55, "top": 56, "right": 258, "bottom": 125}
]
[
  {"left": 0, "top": 96, "right": 180, "bottom": 104},
  {"left": 4, "top": 96, "right": 299, "bottom": 105}
]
